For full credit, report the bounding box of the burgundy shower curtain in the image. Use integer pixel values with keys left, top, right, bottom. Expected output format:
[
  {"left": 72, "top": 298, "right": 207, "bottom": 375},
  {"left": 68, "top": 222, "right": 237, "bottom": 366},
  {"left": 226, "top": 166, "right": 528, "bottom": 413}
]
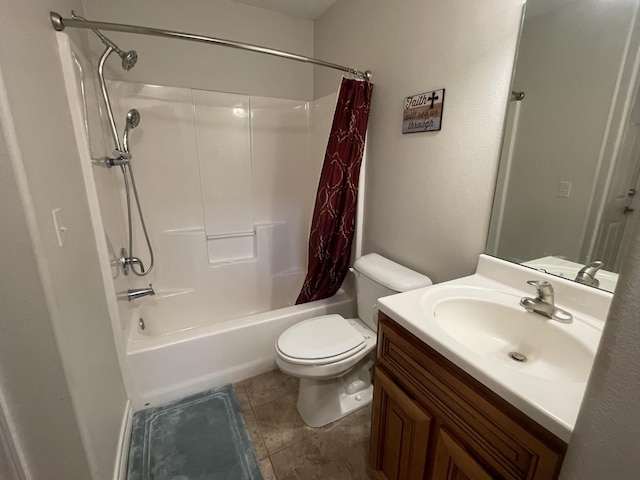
[{"left": 296, "top": 78, "right": 373, "bottom": 304}]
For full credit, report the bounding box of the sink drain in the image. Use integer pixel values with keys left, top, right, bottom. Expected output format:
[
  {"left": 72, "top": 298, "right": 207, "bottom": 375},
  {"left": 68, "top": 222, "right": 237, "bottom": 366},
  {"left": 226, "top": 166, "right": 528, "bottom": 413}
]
[{"left": 508, "top": 351, "right": 527, "bottom": 362}]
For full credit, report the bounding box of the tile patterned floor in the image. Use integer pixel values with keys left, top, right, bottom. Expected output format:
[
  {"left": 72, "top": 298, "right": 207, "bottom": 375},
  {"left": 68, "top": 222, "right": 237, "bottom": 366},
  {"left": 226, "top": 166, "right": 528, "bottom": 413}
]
[{"left": 234, "top": 370, "right": 376, "bottom": 480}]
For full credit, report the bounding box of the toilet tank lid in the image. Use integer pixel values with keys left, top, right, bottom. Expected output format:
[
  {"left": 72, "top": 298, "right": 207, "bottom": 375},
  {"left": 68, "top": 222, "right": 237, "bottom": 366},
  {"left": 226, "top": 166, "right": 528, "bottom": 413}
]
[{"left": 354, "top": 253, "right": 432, "bottom": 292}]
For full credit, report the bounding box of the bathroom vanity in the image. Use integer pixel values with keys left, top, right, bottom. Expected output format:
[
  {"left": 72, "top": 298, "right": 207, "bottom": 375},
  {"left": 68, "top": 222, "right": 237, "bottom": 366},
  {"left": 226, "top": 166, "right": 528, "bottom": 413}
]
[
  {"left": 368, "top": 255, "right": 612, "bottom": 480},
  {"left": 369, "top": 312, "right": 565, "bottom": 479}
]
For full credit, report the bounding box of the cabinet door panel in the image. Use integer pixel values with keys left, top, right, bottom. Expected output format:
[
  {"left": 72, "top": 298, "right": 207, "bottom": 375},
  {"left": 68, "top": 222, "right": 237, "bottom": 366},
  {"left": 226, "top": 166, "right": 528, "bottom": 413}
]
[
  {"left": 370, "top": 368, "right": 432, "bottom": 480},
  {"left": 432, "top": 428, "right": 495, "bottom": 480}
]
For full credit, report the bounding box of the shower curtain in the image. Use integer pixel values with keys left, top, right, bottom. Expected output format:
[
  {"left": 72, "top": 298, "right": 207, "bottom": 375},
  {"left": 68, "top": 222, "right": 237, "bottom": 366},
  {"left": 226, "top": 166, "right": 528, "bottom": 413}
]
[{"left": 296, "top": 77, "right": 373, "bottom": 304}]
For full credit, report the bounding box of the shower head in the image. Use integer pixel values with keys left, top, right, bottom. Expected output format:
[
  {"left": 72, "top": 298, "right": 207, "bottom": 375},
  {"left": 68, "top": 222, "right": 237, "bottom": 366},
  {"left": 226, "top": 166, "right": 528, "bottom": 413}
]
[
  {"left": 93, "top": 28, "right": 137, "bottom": 70},
  {"left": 72, "top": 11, "right": 138, "bottom": 71},
  {"left": 119, "top": 49, "right": 138, "bottom": 71},
  {"left": 123, "top": 109, "right": 141, "bottom": 153},
  {"left": 126, "top": 109, "right": 141, "bottom": 130},
  {"left": 102, "top": 39, "right": 138, "bottom": 71}
]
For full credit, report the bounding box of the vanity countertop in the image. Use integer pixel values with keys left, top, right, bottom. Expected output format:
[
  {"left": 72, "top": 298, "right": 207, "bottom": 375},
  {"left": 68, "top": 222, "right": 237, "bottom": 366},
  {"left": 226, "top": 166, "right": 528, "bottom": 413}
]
[{"left": 377, "top": 254, "right": 612, "bottom": 442}]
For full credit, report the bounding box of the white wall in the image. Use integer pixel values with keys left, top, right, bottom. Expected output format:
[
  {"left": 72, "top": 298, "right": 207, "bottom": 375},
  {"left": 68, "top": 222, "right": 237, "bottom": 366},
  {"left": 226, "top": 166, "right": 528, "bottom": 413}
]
[
  {"left": 496, "top": 0, "right": 637, "bottom": 263},
  {"left": 82, "top": 0, "right": 314, "bottom": 100},
  {"left": 0, "top": 74, "right": 91, "bottom": 479},
  {"left": 559, "top": 212, "right": 640, "bottom": 478},
  {"left": 0, "top": 1, "right": 128, "bottom": 479},
  {"left": 314, "top": 0, "right": 524, "bottom": 283}
]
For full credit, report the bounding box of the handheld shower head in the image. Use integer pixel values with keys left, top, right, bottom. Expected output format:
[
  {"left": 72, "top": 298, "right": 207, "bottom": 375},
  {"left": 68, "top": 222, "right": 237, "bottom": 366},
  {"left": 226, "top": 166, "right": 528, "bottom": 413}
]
[
  {"left": 123, "top": 109, "right": 141, "bottom": 153},
  {"left": 126, "top": 109, "right": 141, "bottom": 130}
]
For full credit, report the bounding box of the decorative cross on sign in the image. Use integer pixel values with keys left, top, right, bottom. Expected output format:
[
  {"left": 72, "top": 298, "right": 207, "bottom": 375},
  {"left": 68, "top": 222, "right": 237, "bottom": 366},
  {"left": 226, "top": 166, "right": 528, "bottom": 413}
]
[
  {"left": 403, "top": 88, "right": 445, "bottom": 134},
  {"left": 428, "top": 91, "right": 439, "bottom": 108}
]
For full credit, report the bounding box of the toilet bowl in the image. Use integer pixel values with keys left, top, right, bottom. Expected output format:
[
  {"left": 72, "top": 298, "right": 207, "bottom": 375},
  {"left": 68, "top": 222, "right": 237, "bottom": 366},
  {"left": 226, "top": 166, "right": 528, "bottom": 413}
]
[
  {"left": 276, "top": 314, "right": 377, "bottom": 427},
  {"left": 275, "top": 254, "right": 432, "bottom": 427}
]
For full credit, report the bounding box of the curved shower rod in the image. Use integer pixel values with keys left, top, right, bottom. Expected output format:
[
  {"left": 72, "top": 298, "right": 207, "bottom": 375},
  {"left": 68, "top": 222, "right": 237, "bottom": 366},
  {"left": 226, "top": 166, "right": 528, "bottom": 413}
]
[{"left": 50, "top": 11, "right": 372, "bottom": 81}]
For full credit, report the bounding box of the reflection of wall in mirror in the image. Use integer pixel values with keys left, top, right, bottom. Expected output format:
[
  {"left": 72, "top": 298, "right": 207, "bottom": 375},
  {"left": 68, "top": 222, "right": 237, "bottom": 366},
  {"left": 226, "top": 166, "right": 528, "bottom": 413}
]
[
  {"left": 490, "top": 0, "right": 639, "bottom": 268},
  {"left": 488, "top": 100, "right": 521, "bottom": 258}
]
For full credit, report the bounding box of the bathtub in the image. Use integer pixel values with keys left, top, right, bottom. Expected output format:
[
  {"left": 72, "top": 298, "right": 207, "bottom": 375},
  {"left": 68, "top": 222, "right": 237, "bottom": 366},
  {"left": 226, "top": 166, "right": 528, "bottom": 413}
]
[{"left": 126, "top": 289, "right": 356, "bottom": 408}]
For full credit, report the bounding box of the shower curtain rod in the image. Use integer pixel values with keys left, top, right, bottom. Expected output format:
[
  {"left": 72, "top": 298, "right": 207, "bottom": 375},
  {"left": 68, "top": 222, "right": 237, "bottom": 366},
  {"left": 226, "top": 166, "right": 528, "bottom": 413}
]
[{"left": 50, "top": 11, "right": 372, "bottom": 81}]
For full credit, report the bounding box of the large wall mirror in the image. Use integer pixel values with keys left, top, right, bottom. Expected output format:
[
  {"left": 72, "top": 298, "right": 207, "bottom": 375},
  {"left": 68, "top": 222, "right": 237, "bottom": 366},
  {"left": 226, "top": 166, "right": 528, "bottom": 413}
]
[{"left": 487, "top": 0, "right": 640, "bottom": 292}]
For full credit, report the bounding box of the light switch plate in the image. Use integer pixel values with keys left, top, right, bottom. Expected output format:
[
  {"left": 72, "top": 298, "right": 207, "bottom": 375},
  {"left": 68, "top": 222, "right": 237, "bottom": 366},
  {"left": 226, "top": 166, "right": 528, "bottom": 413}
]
[
  {"left": 51, "top": 208, "right": 68, "bottom": 247},
  {"left": 558, "top": 181, "right": 572, "bottom": 198}
]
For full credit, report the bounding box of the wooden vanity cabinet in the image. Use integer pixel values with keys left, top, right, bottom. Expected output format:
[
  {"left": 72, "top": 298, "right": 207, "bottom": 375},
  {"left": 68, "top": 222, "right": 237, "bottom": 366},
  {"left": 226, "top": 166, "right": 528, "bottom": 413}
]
[{"left": 369, "top": 313, "right": 567, "bottom": 480}]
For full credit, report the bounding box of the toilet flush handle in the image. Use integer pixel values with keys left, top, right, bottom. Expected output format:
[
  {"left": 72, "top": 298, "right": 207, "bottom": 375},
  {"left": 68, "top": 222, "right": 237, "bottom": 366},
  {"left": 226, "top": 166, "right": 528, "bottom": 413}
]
[{"left": 349, "top": 267, "right": 360, "bottom": 277}]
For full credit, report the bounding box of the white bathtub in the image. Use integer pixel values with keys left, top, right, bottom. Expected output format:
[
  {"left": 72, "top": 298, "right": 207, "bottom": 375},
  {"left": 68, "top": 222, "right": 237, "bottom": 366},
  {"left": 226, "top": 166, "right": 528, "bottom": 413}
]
[{"left": 126, "top": 289, "right": 356, "bottom": 408}]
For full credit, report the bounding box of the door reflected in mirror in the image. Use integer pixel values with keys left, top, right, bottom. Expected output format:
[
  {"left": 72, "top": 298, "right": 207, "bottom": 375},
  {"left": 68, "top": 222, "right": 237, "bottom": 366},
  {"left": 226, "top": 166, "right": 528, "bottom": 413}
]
[{"left": 487, "top": 0, "right": 640, "bottom": 292}]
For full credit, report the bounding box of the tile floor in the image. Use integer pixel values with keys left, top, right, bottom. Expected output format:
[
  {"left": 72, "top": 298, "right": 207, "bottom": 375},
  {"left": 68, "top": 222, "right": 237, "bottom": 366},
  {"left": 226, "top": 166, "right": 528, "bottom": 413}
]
[{"left": 234, "top": 370, "right": 376, "bottom": 480}]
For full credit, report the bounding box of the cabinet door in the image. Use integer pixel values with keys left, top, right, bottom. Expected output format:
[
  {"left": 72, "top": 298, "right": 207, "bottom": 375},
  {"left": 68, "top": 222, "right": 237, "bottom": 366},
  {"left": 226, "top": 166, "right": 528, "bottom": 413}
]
[
  {"left": 431, "top": 428, "right": 495, "bottom": 480},
  {"left": 369, "top": 367, "right": 432, "bottom": 480}
]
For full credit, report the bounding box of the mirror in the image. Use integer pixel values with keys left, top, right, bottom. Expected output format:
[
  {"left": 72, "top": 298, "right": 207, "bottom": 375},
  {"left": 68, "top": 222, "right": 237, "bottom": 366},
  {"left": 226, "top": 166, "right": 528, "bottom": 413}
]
[{"left": 487, "top": 0, "right": 640, "bottom": 292}]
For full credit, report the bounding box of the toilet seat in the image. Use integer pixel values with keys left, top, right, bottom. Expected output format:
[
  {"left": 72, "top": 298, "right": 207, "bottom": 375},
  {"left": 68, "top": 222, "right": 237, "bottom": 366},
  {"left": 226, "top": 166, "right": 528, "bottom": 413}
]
[{"left": 276, "top": 314, "right": 366, "bottom": 366}]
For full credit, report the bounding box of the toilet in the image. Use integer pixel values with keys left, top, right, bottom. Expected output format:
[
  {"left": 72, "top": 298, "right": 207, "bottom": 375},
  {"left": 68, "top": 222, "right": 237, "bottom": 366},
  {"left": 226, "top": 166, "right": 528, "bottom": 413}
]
[{"left": 276, "top": 253, "right": 432, "bottom": 427}]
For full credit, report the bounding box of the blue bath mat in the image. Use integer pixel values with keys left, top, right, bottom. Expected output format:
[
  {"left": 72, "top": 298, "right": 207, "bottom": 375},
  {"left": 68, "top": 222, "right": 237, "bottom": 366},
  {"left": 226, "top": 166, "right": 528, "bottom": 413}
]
[{"left": 127, "top": 385, "right": 262, "bottom": 480}]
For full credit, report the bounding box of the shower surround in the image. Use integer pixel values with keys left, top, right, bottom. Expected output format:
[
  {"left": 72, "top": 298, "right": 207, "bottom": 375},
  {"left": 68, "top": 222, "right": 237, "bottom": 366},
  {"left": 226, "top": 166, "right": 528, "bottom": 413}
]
[
  {"left": 58, "top": 34, "right": 354, "bottom": 408},
  {"left": 109, "top": 80, "right": 319, "bottom": 327}
]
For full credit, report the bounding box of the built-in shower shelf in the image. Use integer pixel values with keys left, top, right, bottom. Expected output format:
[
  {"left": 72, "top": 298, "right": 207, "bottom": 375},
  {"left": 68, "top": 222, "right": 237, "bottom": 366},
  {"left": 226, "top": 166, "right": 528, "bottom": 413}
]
[
  {"left": 207, "top": 231, "right": 257, "bottom": 265},
  {"left": 205, "top": 222, "right": 299, "bottom": 270}
]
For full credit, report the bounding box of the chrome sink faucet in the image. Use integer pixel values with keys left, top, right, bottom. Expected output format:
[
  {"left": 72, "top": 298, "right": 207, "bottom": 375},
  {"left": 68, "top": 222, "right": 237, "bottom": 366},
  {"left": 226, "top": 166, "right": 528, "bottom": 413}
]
[
  {"left": 575, "top": 261, "right": 604, "bottom": 287},
  {"left": 520, "top": 280, "right": 573, "bottom": 323}
]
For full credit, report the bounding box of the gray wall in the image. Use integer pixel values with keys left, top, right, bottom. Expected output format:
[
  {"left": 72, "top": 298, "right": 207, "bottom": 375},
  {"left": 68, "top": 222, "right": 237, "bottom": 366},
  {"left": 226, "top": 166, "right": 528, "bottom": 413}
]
[
  {"left": 82, "top": 0, "right": 314, "bottom": 100},
  {"left": 0, "top": 73, "right": 89, "bottom": 480},
  {"left": 496, "top": 0, "right": 637, "bottom": 263},
  {"left": 559, "top": 207, "right": 640, "bottom": 478},
  {"left": 0, "top": 415, "right": 20, "bottom": 480},
  {"left": 314, "top": 1, "right": 640, "bottom": 476},
  {"left": 314, "top": 0, "right": 525, "bottom": 283},
  {"left": 0, "top": 0, "right": 128, "bottom": 478},
  {"left": 0, "top": 92, "right": 91, "bottom": 480}
]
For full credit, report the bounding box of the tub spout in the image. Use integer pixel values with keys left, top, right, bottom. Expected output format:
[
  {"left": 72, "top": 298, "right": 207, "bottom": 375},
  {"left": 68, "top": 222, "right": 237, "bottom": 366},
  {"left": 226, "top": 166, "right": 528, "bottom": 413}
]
[{"left": 125, "top": 284, "right": 155, "bottom": 301}]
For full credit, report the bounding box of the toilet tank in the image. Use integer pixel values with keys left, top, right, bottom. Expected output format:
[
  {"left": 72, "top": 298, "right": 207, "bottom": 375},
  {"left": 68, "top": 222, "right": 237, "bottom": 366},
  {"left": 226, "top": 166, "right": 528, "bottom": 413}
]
[{"left": 353, "top": 253, "right": 432, "bottom": 332}]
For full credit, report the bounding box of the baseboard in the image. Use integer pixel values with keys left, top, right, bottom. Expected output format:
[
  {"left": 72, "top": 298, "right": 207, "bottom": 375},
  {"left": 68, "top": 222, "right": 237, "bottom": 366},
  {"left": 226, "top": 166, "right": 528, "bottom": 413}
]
[{"left": 113, "top": 400, "right": 134, "bottom": 480}]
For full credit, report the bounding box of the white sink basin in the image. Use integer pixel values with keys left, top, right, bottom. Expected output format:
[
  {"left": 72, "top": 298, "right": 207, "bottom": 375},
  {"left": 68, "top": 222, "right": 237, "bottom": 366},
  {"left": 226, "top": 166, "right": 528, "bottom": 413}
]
[
  {"left": 426, "top": 287, "right": 593, "bottom": 383},
  {"left": 377, "top": 255, "right": 611, "bottom": 442}
]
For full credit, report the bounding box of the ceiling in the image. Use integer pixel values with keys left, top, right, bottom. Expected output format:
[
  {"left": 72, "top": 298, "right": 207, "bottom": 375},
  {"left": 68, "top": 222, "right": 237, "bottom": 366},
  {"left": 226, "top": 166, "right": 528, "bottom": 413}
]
[{"left": 229, "top": 0, "right": 338, "bottom": 19}]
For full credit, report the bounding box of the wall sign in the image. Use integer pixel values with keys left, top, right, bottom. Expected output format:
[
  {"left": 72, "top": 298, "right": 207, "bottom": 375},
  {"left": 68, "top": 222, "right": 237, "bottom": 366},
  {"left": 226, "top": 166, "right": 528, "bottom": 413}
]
[{"left": 403, "top": 88, "right": 445, "bottom": 134}]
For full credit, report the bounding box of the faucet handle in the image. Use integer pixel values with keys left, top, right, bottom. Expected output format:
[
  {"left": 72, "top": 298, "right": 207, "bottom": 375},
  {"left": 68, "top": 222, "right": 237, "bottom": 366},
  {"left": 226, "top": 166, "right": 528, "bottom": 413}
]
[
  {"left": 526, "top": 280, "right": 554, "bottom": 304},
  {"left": 581, "top": 261, "right": 604, "bottom": 275}
]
